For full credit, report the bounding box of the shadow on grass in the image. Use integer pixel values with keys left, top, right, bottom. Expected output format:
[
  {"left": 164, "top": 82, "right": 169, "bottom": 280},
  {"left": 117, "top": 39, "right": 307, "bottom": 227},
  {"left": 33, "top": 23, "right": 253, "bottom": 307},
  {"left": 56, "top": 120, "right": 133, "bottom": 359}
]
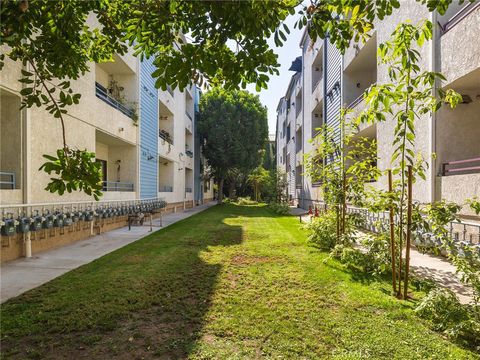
[{"left": 0, "top": 205, "right": 243, "bottom": 359}]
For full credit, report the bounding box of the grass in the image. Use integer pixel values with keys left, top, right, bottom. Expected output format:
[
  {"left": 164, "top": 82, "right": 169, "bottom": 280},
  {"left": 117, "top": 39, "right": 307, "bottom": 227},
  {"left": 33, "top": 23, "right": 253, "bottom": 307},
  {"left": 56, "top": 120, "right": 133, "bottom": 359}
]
[{"left": 1, "top": 204, "right": 478, "bottom": 359}]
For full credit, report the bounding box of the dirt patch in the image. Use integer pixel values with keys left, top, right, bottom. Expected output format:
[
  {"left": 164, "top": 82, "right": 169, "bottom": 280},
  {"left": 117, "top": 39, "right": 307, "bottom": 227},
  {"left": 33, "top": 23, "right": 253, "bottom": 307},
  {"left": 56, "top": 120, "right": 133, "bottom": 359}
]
[
  {"left": 229, "top": 254, "right": 284, "bottom": 266},
  {"left": 121, "top": 255, "right": 147, "bottom": 265}
]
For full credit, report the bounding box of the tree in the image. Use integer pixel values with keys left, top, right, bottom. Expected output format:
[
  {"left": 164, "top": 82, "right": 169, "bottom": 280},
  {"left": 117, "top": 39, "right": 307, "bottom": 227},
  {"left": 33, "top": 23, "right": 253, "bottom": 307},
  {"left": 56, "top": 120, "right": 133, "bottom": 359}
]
[
  {"left": 1, "top": 0, "right": 471, "bottom": 198},
  {"left": 247, "top": 166, "right": 270, "bottom": 202},
  {"left": 304, "top": 110, "right": 380, "bottom": 244},
  {"left": 358, "top": 20, "right": 461, "bottom": 299},
  {"left": 198, "top": 88, "right": 268, "bottom": 203}
]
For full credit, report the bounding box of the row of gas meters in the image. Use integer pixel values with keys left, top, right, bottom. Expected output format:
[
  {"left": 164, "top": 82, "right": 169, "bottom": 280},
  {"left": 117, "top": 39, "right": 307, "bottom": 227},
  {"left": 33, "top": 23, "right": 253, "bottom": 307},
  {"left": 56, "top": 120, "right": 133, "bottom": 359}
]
[{"left": 1, "top": 201, "right": 167, "bottom": 237}]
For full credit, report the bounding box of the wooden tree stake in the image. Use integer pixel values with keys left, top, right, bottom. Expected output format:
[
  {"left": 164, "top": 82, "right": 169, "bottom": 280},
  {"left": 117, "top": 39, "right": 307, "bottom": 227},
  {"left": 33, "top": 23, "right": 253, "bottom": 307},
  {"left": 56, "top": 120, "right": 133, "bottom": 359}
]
[
  {"left": 403, "top": 165, "right": 413, "bottom": 300},
  {"left": 388, "top": 170, "right": 397, "bottom": 295}
]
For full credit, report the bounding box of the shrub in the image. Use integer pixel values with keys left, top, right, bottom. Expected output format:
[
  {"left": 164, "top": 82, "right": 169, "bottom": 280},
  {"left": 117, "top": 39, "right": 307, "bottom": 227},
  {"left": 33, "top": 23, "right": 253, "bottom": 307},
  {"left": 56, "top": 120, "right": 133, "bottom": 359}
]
[
  {"left": 359, "top": 234, "right": 391, "bottom": 275},
  {"left": 304, "top": 211, "right": 338, "bottom": 251},
  {"left": 415, "top": 288, "right": 480, "bottom": 348},
  {"left": 236, "top": 197, "right": 257, "bottom": 206},
  {"left": 415, "top": 288, "right": 467, "bottom": 331},
  {"left": 267, "top": 202, "right": 290, "bottom": 215}
]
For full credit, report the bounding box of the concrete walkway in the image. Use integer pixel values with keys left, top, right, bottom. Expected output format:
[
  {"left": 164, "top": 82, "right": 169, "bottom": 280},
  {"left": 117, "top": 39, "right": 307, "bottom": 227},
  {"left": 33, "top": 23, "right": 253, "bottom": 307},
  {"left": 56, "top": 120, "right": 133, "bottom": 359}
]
[
  {"left": 299, "top": 213, "right": 474, "bottom": 303},
  {"left": 0, "top": 202, "right": 217, "bottom": 303}
]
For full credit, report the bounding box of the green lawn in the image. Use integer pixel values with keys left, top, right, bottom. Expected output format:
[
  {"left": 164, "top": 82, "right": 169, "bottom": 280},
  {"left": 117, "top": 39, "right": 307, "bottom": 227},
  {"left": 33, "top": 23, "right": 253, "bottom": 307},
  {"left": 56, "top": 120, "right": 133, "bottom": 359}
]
[{"left": 1, "top": 204, "right": 478, "bottom": 359}]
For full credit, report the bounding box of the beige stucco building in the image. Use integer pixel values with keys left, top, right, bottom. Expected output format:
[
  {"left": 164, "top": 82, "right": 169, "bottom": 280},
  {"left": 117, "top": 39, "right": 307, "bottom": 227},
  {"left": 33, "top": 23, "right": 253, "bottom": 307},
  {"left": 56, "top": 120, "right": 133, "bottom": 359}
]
[{"left": 276, "top": 1, "right": 480, "bottom": 218}]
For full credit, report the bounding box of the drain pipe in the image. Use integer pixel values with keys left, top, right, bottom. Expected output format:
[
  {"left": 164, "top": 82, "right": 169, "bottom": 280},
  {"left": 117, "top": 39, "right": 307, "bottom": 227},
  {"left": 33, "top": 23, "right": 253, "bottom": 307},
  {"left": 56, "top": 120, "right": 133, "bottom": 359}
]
[
  {"left": 430, "top": 10, "right": 438, "bottom": 204},
  {"left": 301, "top": 43, "right": 305, "bottom": 209}
]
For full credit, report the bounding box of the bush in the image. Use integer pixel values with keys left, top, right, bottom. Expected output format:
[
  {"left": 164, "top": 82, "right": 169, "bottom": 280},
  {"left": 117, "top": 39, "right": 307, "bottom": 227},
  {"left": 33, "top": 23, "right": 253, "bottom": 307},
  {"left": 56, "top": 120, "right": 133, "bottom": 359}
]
[
  {"left": 415, "top": 288, "right": 480, "bottom": 348},
  {"left": 267, "top": 202, "right": 290, "bottom": 215},
  {"left": 329, "top": 234, "right": 391, "bottom": 276},
  {"left": 304, "top": 211, "right": 338, "bottom": 251},
  {"left": 359, "top": 234, "right": 391, "bottom": 275},
  {"left": 236, "top": 197, "right": 257, "bottom": 206},
  {"left": 415, "top": 288, "right": 467, "bottom": 331}
]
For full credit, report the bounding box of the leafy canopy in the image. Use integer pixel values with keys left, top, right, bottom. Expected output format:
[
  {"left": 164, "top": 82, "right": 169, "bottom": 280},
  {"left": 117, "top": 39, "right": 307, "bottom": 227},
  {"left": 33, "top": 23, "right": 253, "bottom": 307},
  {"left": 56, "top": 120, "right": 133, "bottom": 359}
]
[
  {"left": 198, "top": 87, "right": 268, "bottom": 198},
  {"left": 0, "top": 0, "right": 472, "bottom": 198}
]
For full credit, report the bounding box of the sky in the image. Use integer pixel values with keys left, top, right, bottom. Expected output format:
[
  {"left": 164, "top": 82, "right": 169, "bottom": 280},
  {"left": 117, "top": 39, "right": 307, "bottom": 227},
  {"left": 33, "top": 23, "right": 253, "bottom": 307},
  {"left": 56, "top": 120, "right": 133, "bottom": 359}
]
[{"left": 246, "top": 15, "right": 304, "bottom": 137}]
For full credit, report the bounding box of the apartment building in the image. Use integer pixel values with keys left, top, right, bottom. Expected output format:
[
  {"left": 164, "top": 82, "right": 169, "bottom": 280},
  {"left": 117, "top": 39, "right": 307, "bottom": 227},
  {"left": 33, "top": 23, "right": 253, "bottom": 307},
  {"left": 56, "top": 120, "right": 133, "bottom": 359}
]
[
  {"left": 0, "top": 35, "right": 215, "bottom": 261},
  {"left": 276, "top": 1, "right": 480, "bottom": 217}
]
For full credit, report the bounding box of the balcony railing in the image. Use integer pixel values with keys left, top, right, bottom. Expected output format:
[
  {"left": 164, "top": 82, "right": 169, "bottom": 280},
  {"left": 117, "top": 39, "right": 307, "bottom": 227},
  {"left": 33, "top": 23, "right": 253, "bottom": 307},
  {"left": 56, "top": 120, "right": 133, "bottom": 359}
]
[
  {"left": 441, "top": 2, "right": 480, "bottom": 35},
  {"left": 442, "top": 157, "right": 480, "bottom": 176},
  {"left": 102, "top": 181, "right": 134, "bottom": 192},
  {"left": 312, "top": 76, "right": 323, "bottom": 94},
  {"left": 185, "top": 111, "right": 193, "bottom": 121},
  {"left": 159, "top": 185, "right": 173, "bottom": 192},
  {"left": 185, "top": 150, "right": 193, "bottom": 158},
  {"left": 348, "top": 92, "right": 366, "bottom": 109},
  {"left": 95, "top": 82, "right": 135, "bottom": 119},
  {"left": 159, "top": 129, "right": 173, "bottom": 144},
  {"left": 0, "top": 172, "right": 16, "bottom": 190},
  {"left": 185, "top": 187, "right": 192, "bottom": 193}
]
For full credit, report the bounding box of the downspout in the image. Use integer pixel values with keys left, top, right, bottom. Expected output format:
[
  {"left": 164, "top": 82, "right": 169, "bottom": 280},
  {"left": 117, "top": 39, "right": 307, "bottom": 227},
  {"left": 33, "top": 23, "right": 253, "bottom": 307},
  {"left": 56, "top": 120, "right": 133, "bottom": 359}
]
[
  {"left": 301, "top": 43, "right": 305, "bottom": 209},
  {"left": 430, "top": 10, "right": 438, "bottom": 204},
  {"left": 322, "top": 38, "right": 328, "bottom": 196}
]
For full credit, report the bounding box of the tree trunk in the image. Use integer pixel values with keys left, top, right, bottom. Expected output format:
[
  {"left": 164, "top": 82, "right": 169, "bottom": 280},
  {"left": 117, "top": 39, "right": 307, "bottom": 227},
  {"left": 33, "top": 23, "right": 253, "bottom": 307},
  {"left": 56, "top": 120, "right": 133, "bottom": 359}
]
[
  {"left": 228, "top": 179, "right": 236, "bottom": 200},
  {"left": 218, "top": 178, "right": 224, "bottom": 204}
]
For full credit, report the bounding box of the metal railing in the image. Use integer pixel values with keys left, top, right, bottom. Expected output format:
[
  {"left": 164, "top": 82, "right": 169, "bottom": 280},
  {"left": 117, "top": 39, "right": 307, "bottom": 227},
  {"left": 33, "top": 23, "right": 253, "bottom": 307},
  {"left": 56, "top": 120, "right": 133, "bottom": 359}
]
[
  {"left": 307, "top": 200, "right": 480, "bottom": 245},
  {"left": 0, "top": 172, "right": 16, "bottom": 190},
  {"left": 312, "top": 77, "right": 323, "bottom": 95},
  {"left": 441, "top": 2, "right": 480, "bottom": 35},
  {"left": 102, "top": 181, "right": 134, "bottom": 192},
  {"left": 442, "top": 157, "right": 480, "bottom": 176},
  {"left": 159, "top": 186, "right": 173, "bottom": 192},
  {"left": 159, "top": 130, "right": 173, "bottom": 144},
  {"left": 185, "top": 187, "right": 192, "bottom": 193},
  {"left": 348, "top": 92, "right": 366, "bottom": 109},
  {"left": 95, "top": 82, "right": 135, "bottom": 119}
]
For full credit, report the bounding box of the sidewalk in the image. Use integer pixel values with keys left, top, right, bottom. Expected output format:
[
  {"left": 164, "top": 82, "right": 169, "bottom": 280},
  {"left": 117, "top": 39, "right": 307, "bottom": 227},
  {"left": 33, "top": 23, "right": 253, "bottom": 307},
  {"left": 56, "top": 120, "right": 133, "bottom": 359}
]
[
  {"left": 298, "top": 213, "right": 473, "bottom": 303},
  {"left": 0, "top": 202, "right": 217, "bottom": 303}
]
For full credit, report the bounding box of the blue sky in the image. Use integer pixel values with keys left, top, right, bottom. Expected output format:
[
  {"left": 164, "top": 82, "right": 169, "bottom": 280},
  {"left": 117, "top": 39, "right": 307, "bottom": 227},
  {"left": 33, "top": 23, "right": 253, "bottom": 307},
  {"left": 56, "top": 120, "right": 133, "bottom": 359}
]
[{"left": 246, "top": 15, "right": 303, "bottom": 136}]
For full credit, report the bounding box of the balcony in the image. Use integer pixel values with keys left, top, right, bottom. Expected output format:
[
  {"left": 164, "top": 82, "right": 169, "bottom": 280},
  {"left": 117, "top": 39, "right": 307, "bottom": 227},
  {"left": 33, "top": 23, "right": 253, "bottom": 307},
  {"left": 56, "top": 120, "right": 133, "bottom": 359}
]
[
  {"left": 442, "top": 157, "right": 480, "bottom": 176},
  {"left": 311, "top": 78, "right": 324, "bottom": 111},
  {"left": 185, "top": 149, "right": 193, "bottom": 158},
  {"left": 102, "top": 181, "right": 134, "bottom": 192},
  {"left": 0, "top": 172, "right": 15, "bottom": 190},
  {"left": 95, "top": 130, "right": 136, "bottom": 198},
  {"left": 1, "top": 88, "right": 22, "bottom": 204},
  {"left": 159, "top": 129, "right": 173, "bottom": 144},
  {"left": 95, "top": 82, "right": 136, "bottom": 119},
  {"left": 159, "top": 156, "right": 175, "bottom": 195},
  {"left": 440, "top": 3, "right": 480, "bottom": 85},
  {"left": 185, "top": 111, "right": 193, "bottom": 133},
  {"left": 159, "top": 186, "right": 173, "bottom": 192},
  {"left": 185, "top": 187, "right": 193, "bottom": 193}
]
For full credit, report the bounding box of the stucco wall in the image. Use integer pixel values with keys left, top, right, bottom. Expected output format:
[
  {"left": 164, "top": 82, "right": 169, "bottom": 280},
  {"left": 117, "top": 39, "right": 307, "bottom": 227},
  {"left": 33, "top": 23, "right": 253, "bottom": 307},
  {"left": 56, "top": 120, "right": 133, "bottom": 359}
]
[{"left": 439, "top": 6, "right": 480, "bottom": 86}]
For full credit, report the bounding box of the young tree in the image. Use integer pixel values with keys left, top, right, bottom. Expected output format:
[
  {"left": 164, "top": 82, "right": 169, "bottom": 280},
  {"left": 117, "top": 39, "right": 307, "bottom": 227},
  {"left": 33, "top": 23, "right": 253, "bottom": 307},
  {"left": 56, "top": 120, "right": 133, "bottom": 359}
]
[
  {"left": 247, "top": 166, "right": 270, "bottom": 202},
  {"left": 358, "top": 20, "right": 462, "bottom": 298},
  {"left": 304, "top": 111, "right": 380, "bottom": 243},
  {"left": 197, "top": 88, "right": 268, "bottom": 203}
]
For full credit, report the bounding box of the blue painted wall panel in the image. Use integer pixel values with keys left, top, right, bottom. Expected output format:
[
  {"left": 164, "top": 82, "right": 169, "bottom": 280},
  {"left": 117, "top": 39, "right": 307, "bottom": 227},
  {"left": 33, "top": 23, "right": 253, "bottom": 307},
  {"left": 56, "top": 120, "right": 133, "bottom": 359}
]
[
  {"left": 324, "top": 39, "right": 342, "bottom": 152},
  {"left": 139, "top": 57, "right": 159, "bottom": 199}
]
